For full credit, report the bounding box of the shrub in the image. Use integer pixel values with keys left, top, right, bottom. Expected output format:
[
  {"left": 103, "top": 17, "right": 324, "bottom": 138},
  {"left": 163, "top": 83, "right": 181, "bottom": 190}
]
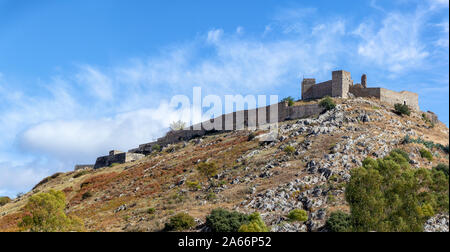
[
  {"left": 287, "top": 209, "right": 308, "bottom": 222},
  {"left": 18, "top": 190, "right": 84, "bottom": 232},
  {"left": 319, "top": 96, "right": 336, "bottom": 111},
  {"left": 391, "top": 148, "right": 410, "bottom": 162},
  {"left": 164, "top": 213, "right": 196, "bottom": 231},
  {"left": 402, "top": 136, "right": 449, "bottom": 154},
  {"left": 147, "top": 208, "right": 156, "bottom": 214},
  {"left": 206, "top": 192, "right": 217, "bottom": 201},
  {"left": 196, "top": 162, "right": 218, "bottom": 178},
  {"left": 281, "top": 96, "right": 295, "bottom": 107},
  {"left": 152, "top": 144, "right": 161, "bottom": 152},
  {"left": 186, "top": 181, "right": 201, "bottom": 191},
  {"left": 206, "top": 208, "right": 249, "bottom": 232},
  {"left": 109, "top": 163, "right": 120, "bottom": 167},
  {"left": 81, "top": 191, "right": 92, "bottom": 200},
  {"left": 170, "top": 120, "right": 186, "bottom": 131},
  {"left": 284, "top": 146, "right": 295, "bottom": 155},
  {"left": 0, "top": 196, "right": 11, "bottom": 207},
  {"left": 326, "top": 211, "right": 352, "bottom": 232},
  {"left": 345, "top": 151, "right": 448, "bottom": 232},
  {"left": 394, "top": 103, "right": 411, "bottom": 116},
  {"left": 238, "top": 212, "right": 268, "bottom": 232},
  {"left": 419, "top": 148, "right": 433, "bottom": 161},
  {"left": 434, "top": 163, "right": 449, "bottom": 178}
]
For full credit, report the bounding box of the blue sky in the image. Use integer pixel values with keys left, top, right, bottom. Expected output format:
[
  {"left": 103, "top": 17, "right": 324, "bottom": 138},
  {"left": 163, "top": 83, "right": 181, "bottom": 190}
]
[{"left": 0, "top": 0, "right": 448, "bottom": 197}]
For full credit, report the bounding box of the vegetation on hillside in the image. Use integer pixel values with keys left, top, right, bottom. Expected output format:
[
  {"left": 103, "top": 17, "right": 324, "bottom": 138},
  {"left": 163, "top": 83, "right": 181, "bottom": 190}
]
[
  {"left": 170, "top": 120, "right": 186, "bottom": 131},
  {"left": 18, "top": 190, "right": 84, "bottom": 232},
  {"left": 319, "top": 96, "right": 336, "bottom": 111},
  {"left": 238, "top": 212, "right": 269, "bottom": 232},
  {"left": 0, "top": 196, "right": 11, "bottom": 207},
  {"left": 164, "top": 212, "right": 196, "bottom": 231},
  {"left": 281, "top": 96, "right": 295, "bottom": 107},
  {"left": 394, "top": 103, "right": 411, "bottom": 116},
  {"left": 343, "top": 151, "right": 449, "bottom": 232}
]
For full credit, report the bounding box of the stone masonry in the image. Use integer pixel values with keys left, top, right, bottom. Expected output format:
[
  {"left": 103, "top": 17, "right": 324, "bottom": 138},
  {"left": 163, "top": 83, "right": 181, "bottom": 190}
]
[
  {"left": 93, "top": 69, "right": 422, "bottom": 169},
  {"left": 94, "top": 150, "right": 145, "bottom": 169},
  {"left": 301, "top": 70, "right": 419, "bottom": 111}
]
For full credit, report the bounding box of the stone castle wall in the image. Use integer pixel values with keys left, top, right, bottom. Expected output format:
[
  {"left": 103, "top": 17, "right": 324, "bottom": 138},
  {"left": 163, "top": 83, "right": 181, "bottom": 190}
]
[
  {"left": 349, "top": 86, "right": 381, "bottom": 98},
  {"left": 302, "top": 80, "right": 332, "bottom": 100},
  {"left": 379, "top": 88, "right": 419, "bottom": 111},
  {"left": 129, "top": 102, "right": 324, "bottom": 155},
  {"left": 94, "top": 152, "right": 145, "bottom": 169},
  {"left": 302, "top": 70, "right": 419, "bottom": 111}
]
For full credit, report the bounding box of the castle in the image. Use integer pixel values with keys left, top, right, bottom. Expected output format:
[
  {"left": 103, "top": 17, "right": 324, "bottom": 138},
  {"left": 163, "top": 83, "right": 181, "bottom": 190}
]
[
  {"left": 301, "top": 70, "right": 419, "bottom": 111},
  {"left": 84, "top": 70, "right": 421, "bottom": 169}
]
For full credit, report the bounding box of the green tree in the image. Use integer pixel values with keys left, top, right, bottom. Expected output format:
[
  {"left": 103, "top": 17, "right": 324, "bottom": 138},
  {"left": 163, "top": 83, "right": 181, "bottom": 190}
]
[
  {"left": 196, "top": 162, "right": 218, "bottom": 178},
  {"left": 18, "top": 190, "right": 84, "bottom": 232},
  {"left": 394, "top": 103, "right": 411, "bottom": 116},
  {"left": 0, "top": 196, "right": 11, "bottom": 207},
  {"left": 326, "top": 211, "right": 352, "bottom": 232},
  {"left": 170, "top": 120, "right": 186, "bottom": 131},
  {"left": 281, "top": 96, "right": 295, "bottom": 106},
  {"left": 164, "top": 212, "right": 196, "bottom": 231},
  {"left": 206, "top": 208, "right": 249, "bottom": 232},
  {"left": 419, "top": 148, "right": 433, "bottom": 161},
  {"left": 433, "top": 163, "right": 449, "bottom": 178},
  {"left": 319, "top": 96, "right": 336, "bottom": 111},
  {"left": 238, "top": 212, "right": 268, "bottom": 232},
  {"left": 345, "top": 151, "right": 448, "bottom": 232},
  {"left": 287, "top": 209, "right": 308, "bottom": 222}
]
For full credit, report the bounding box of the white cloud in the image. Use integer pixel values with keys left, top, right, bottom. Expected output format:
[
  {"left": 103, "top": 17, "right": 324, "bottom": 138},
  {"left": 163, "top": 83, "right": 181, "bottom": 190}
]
[
  {"left": 435, "top": 21, "right": 449, "bottom": 48},
  {"left": 18, "top": 102, "right": 191, "bottom": 161},
  {"left": 76, "top": 65, "right": 114, "bottom": 101},
  {"left": 0, "top": 161, "right": 52, "bottom": 197},
  {"left": 353, "top": 11, "right": 429, "bottom": 73},
  {"left": 428, "top": 0, "right": 449, "bottom": 10},
  {"left": 207, "top": 29, "right": 224, "bottom": 44},
  {"left": 236, "top": 26, "right": 244, "bottom": 35}
]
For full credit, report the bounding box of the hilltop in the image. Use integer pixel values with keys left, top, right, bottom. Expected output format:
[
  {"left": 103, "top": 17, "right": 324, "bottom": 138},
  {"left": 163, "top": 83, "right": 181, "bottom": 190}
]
[{"left": 0, "top": 97, "right": 448, "bottom": 232}]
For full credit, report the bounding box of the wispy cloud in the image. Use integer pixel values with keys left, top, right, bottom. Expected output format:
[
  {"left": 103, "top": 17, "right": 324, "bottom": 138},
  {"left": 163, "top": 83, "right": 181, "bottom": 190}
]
[{"left": 353, "top": 10, "right": 429, "bottom": 74}]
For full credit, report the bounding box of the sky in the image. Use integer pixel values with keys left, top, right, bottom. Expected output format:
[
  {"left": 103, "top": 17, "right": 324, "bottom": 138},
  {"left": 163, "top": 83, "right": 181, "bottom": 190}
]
[{"left": 0, "top": 0, "right": 448, "bottom": 197}]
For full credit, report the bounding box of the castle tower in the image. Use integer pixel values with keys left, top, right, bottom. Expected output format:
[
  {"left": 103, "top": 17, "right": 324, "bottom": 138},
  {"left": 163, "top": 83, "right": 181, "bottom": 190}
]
[
  {"left": 332, "top": 70, "right": 353, "bottom": 98},
  {"left": 361, "top": 74, "right": 367, "bottom": 88},
  {"left": 301, "top": 78, "right": 316, "bottom": 100}
]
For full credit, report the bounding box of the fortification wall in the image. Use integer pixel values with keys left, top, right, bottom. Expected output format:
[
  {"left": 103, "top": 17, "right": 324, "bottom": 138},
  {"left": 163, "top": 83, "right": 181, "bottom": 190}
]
[
  {"left": 349, "top": 86, "right": 381, "bottom": 98},
  {"left": 287, "top": 104, "right": 324, "bottom": 120},
  {"left": 130, "top": 102, "right": 324, "bottom": 155},
  {"left": 94, "top": 152, "right": 145, "bottom": 169},
  {"left": 379, "top": 88, "right": 419, "bottom": 111},
  {"left": 302, "top": 81, "right": 332, "bottom": 100}
]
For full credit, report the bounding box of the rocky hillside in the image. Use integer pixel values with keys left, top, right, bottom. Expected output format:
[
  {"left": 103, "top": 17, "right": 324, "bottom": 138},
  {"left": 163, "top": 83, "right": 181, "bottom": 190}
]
[{"left": 1, "top": 97, "right": 448, "bottom": 232}]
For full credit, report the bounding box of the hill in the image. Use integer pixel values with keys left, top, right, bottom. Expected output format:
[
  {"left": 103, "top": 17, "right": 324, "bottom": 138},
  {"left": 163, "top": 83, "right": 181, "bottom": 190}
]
[{"left": 0, "top": 97, "right": 448, "bottom": 232}]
